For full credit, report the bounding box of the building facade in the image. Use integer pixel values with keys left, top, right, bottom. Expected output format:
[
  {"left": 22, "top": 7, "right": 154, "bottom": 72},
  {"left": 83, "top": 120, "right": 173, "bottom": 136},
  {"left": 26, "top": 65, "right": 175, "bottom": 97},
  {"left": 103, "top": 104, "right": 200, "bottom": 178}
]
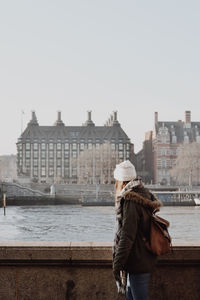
[
  {"left": 153, "top": 111, "right": 200, "bottom": 185},
  {"left": 135, "top": 110, "right": 200, "bottom": 185},
  {"left": 17, "top": 111, "right": 133, "bottom": 184}
]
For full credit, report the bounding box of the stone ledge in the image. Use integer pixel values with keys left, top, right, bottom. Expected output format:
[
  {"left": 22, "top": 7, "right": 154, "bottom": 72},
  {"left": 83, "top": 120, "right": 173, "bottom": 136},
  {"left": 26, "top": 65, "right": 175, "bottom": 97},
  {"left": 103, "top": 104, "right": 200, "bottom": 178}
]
[
  {"left": 0, "top": 242, "right": 199, "bottom": 264},
  {"left": 0, "top": 243, "right": 199, "bottom": 299}
]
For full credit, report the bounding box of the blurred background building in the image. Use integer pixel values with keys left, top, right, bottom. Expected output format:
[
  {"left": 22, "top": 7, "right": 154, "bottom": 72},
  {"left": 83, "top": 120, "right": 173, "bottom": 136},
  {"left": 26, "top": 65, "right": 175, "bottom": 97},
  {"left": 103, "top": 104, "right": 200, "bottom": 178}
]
[
  {"left": 17, "top": 111, "right": 134, "bottom": 184},
  {"left": 136, "top": 111, "right": 200, "bottom": 185}
]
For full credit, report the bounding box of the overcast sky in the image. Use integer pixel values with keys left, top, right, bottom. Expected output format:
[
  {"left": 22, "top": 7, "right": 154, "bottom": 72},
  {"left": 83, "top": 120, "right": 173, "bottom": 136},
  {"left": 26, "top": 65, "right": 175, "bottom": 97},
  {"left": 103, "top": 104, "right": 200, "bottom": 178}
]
[{"left": 0, "top": 0, "right": 200, "bottom": 155}]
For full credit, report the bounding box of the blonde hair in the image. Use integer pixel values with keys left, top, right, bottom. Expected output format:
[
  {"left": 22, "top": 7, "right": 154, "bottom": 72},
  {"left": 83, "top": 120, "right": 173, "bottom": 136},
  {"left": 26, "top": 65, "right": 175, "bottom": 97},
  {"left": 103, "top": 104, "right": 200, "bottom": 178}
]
[{"left": 115, "top": 180, "right": 129, "bottom": 203}]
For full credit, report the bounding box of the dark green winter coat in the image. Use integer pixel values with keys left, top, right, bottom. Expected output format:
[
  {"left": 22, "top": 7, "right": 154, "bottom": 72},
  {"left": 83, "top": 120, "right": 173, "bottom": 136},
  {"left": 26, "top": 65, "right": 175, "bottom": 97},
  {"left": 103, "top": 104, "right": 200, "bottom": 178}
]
[{"left": 113, "top": 186, "right": 162, "bottom": 274}]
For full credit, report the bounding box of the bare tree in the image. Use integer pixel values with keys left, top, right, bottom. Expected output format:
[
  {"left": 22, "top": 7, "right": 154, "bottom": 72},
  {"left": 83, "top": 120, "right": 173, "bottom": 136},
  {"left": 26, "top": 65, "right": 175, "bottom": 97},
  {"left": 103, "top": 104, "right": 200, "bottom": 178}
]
[
  {"left": 171, "top": 142, "right": 200, "bottom": 186},
  {"left": 75, "top": 142, "right": 120, "bottom": 184}
]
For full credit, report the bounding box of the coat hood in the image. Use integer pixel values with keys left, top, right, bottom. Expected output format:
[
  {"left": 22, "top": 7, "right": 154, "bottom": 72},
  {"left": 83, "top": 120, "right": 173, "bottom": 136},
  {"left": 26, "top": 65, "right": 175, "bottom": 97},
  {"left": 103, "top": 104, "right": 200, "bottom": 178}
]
[
  {"left": 125, "top": 189, "right": 162, "bottom": 211},
  {"left": 120, "top": 181, "right": 162, "bottom": 211}
]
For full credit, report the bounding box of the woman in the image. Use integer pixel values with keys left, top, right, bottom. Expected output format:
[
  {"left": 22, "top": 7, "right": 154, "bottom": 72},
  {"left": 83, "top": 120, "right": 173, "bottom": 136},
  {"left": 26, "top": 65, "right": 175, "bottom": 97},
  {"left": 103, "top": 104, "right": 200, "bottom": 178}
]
[{"left": 113, "top": 160, "right": 161, "bottom": 300}]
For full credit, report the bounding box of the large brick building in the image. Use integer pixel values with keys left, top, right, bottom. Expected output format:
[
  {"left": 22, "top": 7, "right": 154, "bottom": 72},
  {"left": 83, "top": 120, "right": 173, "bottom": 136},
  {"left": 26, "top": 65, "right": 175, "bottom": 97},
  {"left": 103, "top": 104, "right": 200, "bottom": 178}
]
[
  {"left": 136, "top": 111, "right": 200, "bottom": 185},
  {"left": 153, "top": 111, "right": 200, "bottom": 184},
  {"left": 17, "top": 111, "right": 134, "bottom": 184}
]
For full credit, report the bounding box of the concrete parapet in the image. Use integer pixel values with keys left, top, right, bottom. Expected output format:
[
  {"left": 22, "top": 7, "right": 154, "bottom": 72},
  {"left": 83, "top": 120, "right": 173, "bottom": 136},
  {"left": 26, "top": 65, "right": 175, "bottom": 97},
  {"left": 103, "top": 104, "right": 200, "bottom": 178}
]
[{"left": 0, "top": 242, "right": 199, "bottom": 299}]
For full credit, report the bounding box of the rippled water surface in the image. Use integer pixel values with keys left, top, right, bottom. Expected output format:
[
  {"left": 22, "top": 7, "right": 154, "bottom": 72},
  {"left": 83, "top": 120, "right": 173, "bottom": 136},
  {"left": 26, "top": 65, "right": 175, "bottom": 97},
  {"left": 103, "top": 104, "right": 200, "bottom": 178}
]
[{"left": 0, "top": 205, "right": 200, "bottom": 243}]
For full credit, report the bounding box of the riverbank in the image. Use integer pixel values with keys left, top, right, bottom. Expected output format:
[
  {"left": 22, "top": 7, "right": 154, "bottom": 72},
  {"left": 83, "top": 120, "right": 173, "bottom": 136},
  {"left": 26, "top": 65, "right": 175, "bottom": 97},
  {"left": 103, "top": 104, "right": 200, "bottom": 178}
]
[{"left": 1, "top": 196, "right": 197, "bottom": 206}]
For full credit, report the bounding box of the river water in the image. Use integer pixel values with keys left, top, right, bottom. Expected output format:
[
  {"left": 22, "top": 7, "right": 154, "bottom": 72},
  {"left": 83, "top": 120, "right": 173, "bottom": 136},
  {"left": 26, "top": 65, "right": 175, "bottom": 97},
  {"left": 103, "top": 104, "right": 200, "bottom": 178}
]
[{"left": 0, "top": 205, "right": 200, "bottom": 243}]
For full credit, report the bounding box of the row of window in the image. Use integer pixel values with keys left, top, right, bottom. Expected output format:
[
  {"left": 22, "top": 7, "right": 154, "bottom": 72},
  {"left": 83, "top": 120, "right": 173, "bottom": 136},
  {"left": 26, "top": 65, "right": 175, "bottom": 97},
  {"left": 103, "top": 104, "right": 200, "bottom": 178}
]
[
  {"left": 157, "top": 159, "right": 176, "bottom": 168},
  {"left": 158, "top": 148, "right": 178, "bottom": 156},
  {"left": 18, "top": 142, "right": 130, "bottom": 151},
  {"left": 19, "top": 153, "right": 129, "bottom": 168},
  {"left": 19, "top": 150, "right": 130, "bottom": 159}
]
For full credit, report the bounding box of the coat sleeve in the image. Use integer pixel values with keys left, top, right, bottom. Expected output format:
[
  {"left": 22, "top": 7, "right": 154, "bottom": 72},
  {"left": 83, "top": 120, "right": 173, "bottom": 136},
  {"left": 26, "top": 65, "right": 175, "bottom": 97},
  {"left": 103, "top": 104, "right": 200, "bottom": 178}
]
[{"left": 113, "top": 200, "right": 139, "bottom": 271}]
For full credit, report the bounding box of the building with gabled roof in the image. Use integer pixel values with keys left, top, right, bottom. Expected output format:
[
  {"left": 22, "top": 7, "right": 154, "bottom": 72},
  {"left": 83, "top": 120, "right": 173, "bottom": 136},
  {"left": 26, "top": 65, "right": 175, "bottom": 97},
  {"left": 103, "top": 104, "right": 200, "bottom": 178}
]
[
  {"left": 153, "top": 111, "right": 200, "bottom": 184},
  {"left": 17, "top": 111, "right": 134, "bottom": 184}
]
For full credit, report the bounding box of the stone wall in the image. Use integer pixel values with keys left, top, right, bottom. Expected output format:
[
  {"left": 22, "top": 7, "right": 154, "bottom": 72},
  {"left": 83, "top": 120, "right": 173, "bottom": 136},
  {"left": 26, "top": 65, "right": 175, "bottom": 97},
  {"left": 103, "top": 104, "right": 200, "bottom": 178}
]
[{"left": 0, "top": 242, "right": 199, "bottom": 300}]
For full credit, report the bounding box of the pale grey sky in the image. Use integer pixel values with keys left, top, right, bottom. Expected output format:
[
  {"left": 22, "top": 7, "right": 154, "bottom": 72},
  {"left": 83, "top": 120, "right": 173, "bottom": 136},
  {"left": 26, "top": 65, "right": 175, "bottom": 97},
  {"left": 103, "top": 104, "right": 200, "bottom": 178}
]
[{"left": 0, "top": 0, "right": 200, "bottom": 155}]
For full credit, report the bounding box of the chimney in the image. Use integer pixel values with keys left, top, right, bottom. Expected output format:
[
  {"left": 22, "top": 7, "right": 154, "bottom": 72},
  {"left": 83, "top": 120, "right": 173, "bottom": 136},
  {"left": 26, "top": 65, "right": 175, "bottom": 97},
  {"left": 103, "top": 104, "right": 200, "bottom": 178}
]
[
  {"left": 113, "top": 111, "right": 120, "bottom": 125},
  {"left": 185, "top": 111, "right": 191, "bottom": 124},
  {"left": 154, "top": 112, "right": 158, "bottom": 124},
  {"left": 109, "top": 115, "right": 113, "bottom": 126},
  {"left": 85, "top": 111, "right": 94, "bottom": 126},
  {"left": 88, "top": 111, "right": 92, "bottom": 121},
  {"left": 54, "top": 111, "right": 64, "bottom": 126},
  {"left": 57, "top": 111, "right": 61, "bottom": 121},
  {"left": 29, "top": 110, "right": 38, "bottom": 125}
]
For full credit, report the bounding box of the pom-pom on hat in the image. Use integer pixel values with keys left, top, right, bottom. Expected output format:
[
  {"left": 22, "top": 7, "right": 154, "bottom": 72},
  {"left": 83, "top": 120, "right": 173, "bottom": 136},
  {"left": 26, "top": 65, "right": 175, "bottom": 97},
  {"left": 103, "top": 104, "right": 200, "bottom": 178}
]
[{"left": 114, "top": 160, "right": 137, "bottom": 182}]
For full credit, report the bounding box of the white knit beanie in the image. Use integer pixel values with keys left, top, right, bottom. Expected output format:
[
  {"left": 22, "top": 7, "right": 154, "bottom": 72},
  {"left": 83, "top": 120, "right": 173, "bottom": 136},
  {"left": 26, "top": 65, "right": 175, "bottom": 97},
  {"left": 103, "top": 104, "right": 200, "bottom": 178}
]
[{"left": 114, "top": 160, "right": 137, "bottom": 182}]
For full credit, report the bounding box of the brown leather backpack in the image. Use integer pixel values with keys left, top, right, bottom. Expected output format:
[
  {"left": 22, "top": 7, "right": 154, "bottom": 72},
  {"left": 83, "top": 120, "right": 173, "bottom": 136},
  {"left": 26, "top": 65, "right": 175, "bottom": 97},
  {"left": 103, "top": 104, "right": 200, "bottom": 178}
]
[{"left": 143, "top": 210, "right": 172, "bottom": 256}]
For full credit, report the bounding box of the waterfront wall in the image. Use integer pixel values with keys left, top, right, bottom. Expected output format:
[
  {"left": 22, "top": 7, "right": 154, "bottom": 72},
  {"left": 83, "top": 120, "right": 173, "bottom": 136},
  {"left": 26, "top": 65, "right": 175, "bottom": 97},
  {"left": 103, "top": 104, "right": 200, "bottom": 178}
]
[{"left": 0, "top": 242, "right": 199, "bottom": 300}]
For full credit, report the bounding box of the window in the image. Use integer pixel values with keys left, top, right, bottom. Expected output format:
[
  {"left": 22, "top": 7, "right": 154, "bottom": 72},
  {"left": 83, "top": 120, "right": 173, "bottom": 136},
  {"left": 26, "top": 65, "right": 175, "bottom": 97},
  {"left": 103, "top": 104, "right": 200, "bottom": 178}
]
[
  {"left": 26, "top": 151, "right": 30, "bottom": 158},
  {"left": 41, "top": 159, "right": 46, "bottom": 166},
  {"left": 33, "top": 159, "right": 38, "bottom": 167},
  {"left": 57, "top": 151, "right": 61, "bottom": 158},
  {"left": 64, "top": 151, "right": 69, "bottom": 158},
  {"left": 57, "top": 159, "right": 61, "bottom": 166},
  {"left": 161, "top": 159, "right": 166, "bottom": 168},
  {"left": 49, "top": 143, "right": 54, "bottom": 150},
  {"left": 33, "top": 168, "right": 38, "bottom": 176},
  {"left": 96, "top": 143, "right": 100, "bottom": 149},
  {"left": 80, "top": 143, "right": 84, "bottom": 150},
  {"left": 88, "top": 143, "right": 92, "bottom": 149},
  {"left": 26, "top": 143, "right": 30, "bottom": 150},
  {"left": 57, "top": 167, "right": 62, "bottom": 176},
  {"left": 119, "top": 143, "right": 123, "bottom": 150},
  {"left": 64, "top": 159, "right": 69, "bottom": 166},
  {"left": 41, "top": 143, "right": 46, "bottom": 150},
  {"left": 49, "top": 159, "right": 54, "bottom": 166},
  {"left": 70, "top": 132, "right": 79, "bottom": 137},
  {"left": 72, "top": 151, "right": 77, "bottom": 158},
  {"left": 126, "top": 151, "right": 130, "bottom": 158},
  {"left": 49, "top": 167, "right": 54, "bottom": 176},
  {"left": 119, "top": 151, "right": 123, "bottom": 158},
  {"left": 72, "top": 143, "right": 77, "bottom": 150},
  {"left": 18, "top": 143, "right": 22, "bottom": 150},
  {"left": 41, "top": 151, "right": 46, "bottom": 158},
  {"left": 33, "top": 143, "right": 38, "bottom": 150},
  {"left": 65, "top": 143, "right": 69, "bottom": 150},
  {"left": 126, "top": 144, "right": 130, "bottom": 150},
  {"left": 49, "top": 151, "right": 54, "bottom": 158},
  {"left": 64, "top": 168, "right": 69, "bottom": 176},
  {"left": 57, "top": 143, "right": 61, "bottom": 150},
  {"left": 161, "top": 148, "right": 166, "bottom": 156},
  {"left": 33, "top": 151, "right": 38, "bottom": 158},
  {"left": 72, "top": 167, "right": 77, "bottom": 176},
  {"left": 111, "top": 143, "right": 115, "bottom": 150},
  {"left": 41, "top": 167, "right": 46, "bottom": 177}
]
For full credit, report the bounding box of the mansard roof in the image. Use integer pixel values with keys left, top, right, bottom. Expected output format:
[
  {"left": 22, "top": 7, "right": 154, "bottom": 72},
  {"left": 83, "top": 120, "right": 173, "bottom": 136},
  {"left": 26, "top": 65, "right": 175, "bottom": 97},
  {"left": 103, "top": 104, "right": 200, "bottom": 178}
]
[
  {"left": 18, "top": 110, "right": 130, "bottom": 143},
  {"left": 155, "top": 121, "right": 200, "bottom": 143},
  {"left": 19, "top": 124, "right": 130, "bottom": 142}
]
